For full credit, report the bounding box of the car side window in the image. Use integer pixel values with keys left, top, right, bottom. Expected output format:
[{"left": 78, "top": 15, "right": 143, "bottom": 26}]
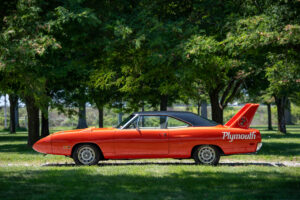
[
  {"left": 138, "top": 116, "right": 167, "bottom": 129},
  {"left": 167, "top": 117, "right": 190, "bottom": 129}
]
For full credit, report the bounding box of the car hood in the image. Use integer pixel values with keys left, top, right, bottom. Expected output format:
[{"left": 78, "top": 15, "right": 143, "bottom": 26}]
[
  {"left": 91, "top": 127, "right": 117, "bottom": 131},
  {"left": 52, "top": 127, "right": 116, "bottom": 135}
]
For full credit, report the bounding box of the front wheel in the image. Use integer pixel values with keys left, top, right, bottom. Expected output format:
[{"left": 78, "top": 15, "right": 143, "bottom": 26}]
[
  {"left": 193, "top": 145, "right": 220, "bottom": 165},
  {"left": 73, "top": 144, "right": 100, "bottom": 165}
]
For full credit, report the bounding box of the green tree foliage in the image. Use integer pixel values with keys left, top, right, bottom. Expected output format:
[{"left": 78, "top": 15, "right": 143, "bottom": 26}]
[
  {"left": 225, "top": 0, "right": 300, "bottom": 132},
  {"left": 0, "top": 0, "right": 299, "bottom": 146},
  {"left": 182, "top": 35, "right": 252, "bottom": 124},
  {"left": 0, "top": 0, "right": 61, "bottom": 145},
  {"left": 0, "top": 0, "right": 103, "bottom": 144}
]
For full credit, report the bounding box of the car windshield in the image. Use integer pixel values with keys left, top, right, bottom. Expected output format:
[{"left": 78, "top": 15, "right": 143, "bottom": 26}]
[{"left": 116, "top": 115, "right": 135, "bottom": 129}]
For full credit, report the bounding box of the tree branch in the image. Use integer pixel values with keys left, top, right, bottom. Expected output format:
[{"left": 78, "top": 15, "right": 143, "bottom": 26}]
[
  {"left": 220, "top": 79, "right": 235, "bottom": 106},
  {"left": 215, "top": 82, "right": 224, "bottom": 94},
  {"left": 223, "top": 79, "right": 243, "bottom": 107}
]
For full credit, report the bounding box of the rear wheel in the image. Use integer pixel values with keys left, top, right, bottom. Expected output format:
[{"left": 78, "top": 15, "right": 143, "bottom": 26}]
[
  {"left": 73, "top": 144, "right": 100, "bottom": 165},
  {"left": 193, "top": 145, "right": 220, "bottom": 165}
]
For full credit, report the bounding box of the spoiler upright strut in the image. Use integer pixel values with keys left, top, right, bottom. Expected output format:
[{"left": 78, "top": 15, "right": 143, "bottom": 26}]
[{"left": 225, "top": 104, "right": 259, "bottom": 129}]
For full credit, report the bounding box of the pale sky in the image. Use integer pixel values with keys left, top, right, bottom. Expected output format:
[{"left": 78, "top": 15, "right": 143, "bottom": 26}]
[{"left": 0, "top": 95, "right": 9, "bottom": 107}]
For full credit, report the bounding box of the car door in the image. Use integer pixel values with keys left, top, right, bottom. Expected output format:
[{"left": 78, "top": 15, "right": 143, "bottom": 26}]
[
  {"left": 166, "top": 116, "right": 192, "bottom": 157},
  {"left": 115, "top": 115, "right": 169, "bottom": 157}
]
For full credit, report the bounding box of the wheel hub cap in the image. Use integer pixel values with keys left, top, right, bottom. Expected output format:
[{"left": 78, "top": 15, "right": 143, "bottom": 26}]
[
  {"left": 198, "top": 147, "right": 215, "bottom": 164},
  {"left": 78, "top": 147, "right": 95, "bottom": 165}
]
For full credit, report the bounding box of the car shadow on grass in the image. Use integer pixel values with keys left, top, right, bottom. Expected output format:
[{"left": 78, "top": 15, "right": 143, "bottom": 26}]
[
  {"left": 1, "top": 167, "right": 299, "bottom": 200},
  {"left": 42, "top": 161, "right": 283, "bottom": 167}
]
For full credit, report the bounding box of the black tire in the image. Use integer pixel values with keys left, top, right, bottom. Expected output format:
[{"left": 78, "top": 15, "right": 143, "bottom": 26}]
[
  {"left": 193, "top": 145, "right": 220, "bottom": 165},
  {"left": 73, "top": 144, "right": 100, "bottom": 165}
]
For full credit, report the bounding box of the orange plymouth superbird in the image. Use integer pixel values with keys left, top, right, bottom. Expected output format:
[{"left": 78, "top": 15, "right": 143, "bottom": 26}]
[{"left": 33, "top": 103, "right": 262, "bottom": 165}]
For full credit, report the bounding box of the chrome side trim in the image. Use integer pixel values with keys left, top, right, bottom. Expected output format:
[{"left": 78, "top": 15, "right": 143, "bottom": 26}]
[{"left": 120, "top": 114, "right": 139, "bottom": 130}]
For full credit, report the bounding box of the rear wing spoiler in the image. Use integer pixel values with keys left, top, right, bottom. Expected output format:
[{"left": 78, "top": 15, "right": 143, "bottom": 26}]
[{"left": 224, "top": 104, "right": 259, "bottom": 129}]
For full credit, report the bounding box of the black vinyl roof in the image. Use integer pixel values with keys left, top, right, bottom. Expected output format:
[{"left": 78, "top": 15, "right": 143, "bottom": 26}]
[{"left": 133, "top": 111, "right": 218, "bottom": 127}]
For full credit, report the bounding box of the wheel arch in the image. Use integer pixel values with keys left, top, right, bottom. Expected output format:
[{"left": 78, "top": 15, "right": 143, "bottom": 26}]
[
  {"left": 71, "top": 142, "right": 104, "bottom": 159},
  {"left": 191, "top": 144, "right": 224, "bottom": 158}
]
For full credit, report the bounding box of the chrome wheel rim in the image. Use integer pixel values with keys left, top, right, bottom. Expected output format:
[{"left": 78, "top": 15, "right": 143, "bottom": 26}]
[
  {"left": 198, "top": 146, "right": 215, "bottom": 164},
  {"left": 78, "top": 146, "right": 95, "bottom": 165}
]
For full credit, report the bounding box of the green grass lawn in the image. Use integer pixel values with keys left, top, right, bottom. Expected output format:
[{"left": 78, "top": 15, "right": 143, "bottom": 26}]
[{"left": 0, "top": 125, "right": 300, "bottom": 199}]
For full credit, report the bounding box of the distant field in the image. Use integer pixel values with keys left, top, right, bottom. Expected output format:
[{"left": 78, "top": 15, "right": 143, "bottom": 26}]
[{"left": 0, "top": 125, "right": 299, "bottom": 199}]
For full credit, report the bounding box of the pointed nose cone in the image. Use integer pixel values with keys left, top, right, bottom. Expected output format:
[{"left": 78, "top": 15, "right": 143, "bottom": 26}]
[{"left": 33, "top": 135, "right": 52, "bottom": 154}]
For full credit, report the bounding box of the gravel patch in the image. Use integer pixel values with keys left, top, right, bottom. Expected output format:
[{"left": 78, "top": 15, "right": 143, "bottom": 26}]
[{"left": 1, "top": 160, "right": 299, "bottom": 167}]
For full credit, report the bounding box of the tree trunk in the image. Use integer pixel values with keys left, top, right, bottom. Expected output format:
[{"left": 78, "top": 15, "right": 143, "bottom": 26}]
[
  {"left": 209, "top": 92, "right": 223, "bottom": 124},
  {"left": 77, "top": 103, "right": 88, "bottom": 129},
  {"left": 41, "top": 107, "right": 50, "bottom": 137},
  {"left": 25, "top": 97, "right": 40, "bottom": 146},
  {"left": 9, "top": 94, "right": 18, "bottom": 133},
  {"left": 4, "top": 95, "right": 7, "bottom": 129},
  {"left": 117, "top": 102, "right": 123, "bottom": 124},
  {"left": 284, "top": 98, "right": 293, "bottom": 125},
  {"left": 197, "top": 100, "right": 200, "bottom": 115},
  {"left": 15, "top": 102, "right": 20, "bottom": 129},
  {"left": 141, "top": 101, "right": 145, "bottom": 112},
  {"left": 118, "top": 113, "right": 123, "bottom": 124},
  {"left": 76, "top": 102, "right": 88, "bottom": 129},
  {"left": 267, "top": 103, "right": 273, "bottom": 131},
  {"left": 98, "top": 106, "right": 104, "bottom": 128},
  {"left": 275, "top": 96, "right": 287, "bottom": 134},
  {"left": 160, "top": 95, "right": 168, "bottom": 111},
  {"left": 201, "top": 100, "right": 208, "bottom": 118}
]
